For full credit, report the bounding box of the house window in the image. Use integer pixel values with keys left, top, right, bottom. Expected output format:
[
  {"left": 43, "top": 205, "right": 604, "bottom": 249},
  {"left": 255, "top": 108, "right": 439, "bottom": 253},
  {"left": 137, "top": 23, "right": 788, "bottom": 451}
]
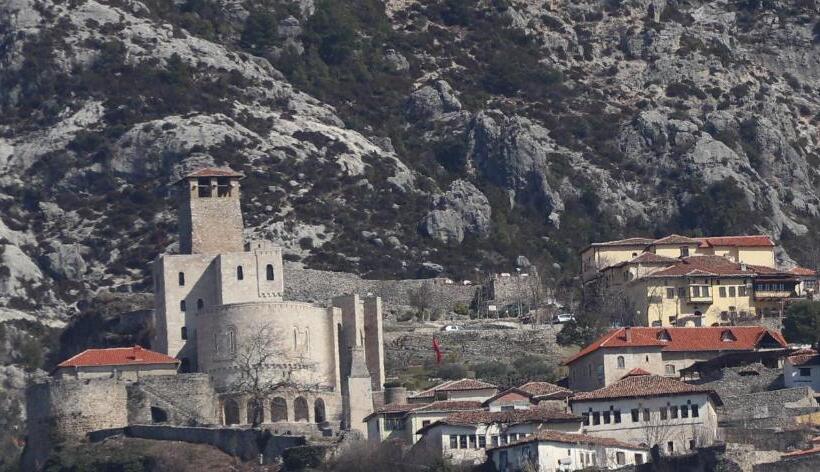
[
  {"left": 422, "top": 420, "right": 430, "bottom": 427},
  {"left": 631, "top": 409, "right": 639, "bottom": 422},
  {"left": 617, "top": 356, "right": 625, "bottom": 369},
  {"left": 729, "top": 286, "right": 736, "bottom": 297},
  {"left": 667, "top": 441, "right": 674, "bottom": 453},
  {"left": 677, "top": 287, "right": 686, "bottom": 298},
  {"left": 197, "top": 298, "right": 204, "bottom": 310},
  {"left": 266, "top": 264, "right": 275, "bottom": 280},
  {"left": 582, "top": 413, "right": 590, "bottom": 425},
  {"left": 178, "top": 272, "right": 185, "bottom": 286},
  {"left": 719, "top": 287, "right": 726, "bottom": 297},
  {"left": 666, "top": 288, "right": 675, "bottom": 299},
  {"left": 236, "top": 266, "right": 244, "bottom": 280},
  {"left": 739, "top": 286, "right": 747, "bottom": 296},
  {"left": 681, "top": 405, "right": 689, "bottom": 418},
  {"left": 500, "top": 435, "right": 508, "bottom": 445},
  {"left": 181, "top": 327, "right": 187, "bottom": 340},
  {"left": 616, "top": 451, "right": 625, "bottom": 465},
  {"left": 469, "top": 435, "right": 477, "bottom": 448},
  {"left": 800, "top": 367, "right": 812, "bottom": 376},
  {"left": 603, "top": 411, "right": 611, "bottom": 424},
  {"left": 614, "top": 410, "right": 621, "bottom": 423},
  {"left": 690, "top": 439, "right": 696, "bottom": 450},
  {"left": 680, "top": 247, "right": 689, "bottom": 257},
  {"left": 635, "top": 453, "right": 644, "bottom": 464},
  {"left": 665, "top": 364, "right": 676, "bottom": 375},
  {"left": 691, "top": 404, "right": 699, "bottom": 417},
  {"left": 180, "top": 300, "right": 186, "bottom": 312},
  {"left": 592, "top": 412, "right": 600, "bottom": 425},
  {"left": 491, "top": 435, "right": 499, "bottom": 447},
  {"left": 479, "top": 436, "right": 486, "bottom": 448},
  {"left": 449, "top": 436, "right": 457, "bottom": 449},
  {"left": 643, "top": 409, "right": 650, "bottom": 421},
  {"left": 671, "top": 406, "right": 679, "bottom": 419},
  {"left": 660, "top": 407, "right": 668, "bottom": 420}
]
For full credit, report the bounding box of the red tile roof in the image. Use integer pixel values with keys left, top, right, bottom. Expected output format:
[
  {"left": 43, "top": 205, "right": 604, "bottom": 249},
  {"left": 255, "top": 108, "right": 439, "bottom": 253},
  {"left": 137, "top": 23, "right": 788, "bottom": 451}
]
[
  {"left": 57, "top": 346, "right": 179, "bottom": 368},
  {"left": 488, "top": 429, "right": 647, "bottom": 452},
  {"left": 787, "top": 349, "right": 820, "bottom": 366},
  {"left": 652, "top": 234, "right": 700, "bottom": 245},
  {"left": 417, "top": 407, "right": 580, "bottom": 434},
  {"left": 563, "top": 326, "right": 787, "bottom": 365},
  {"left": 517, "top": 381, "right": 572, "bottom": 398},
  {"left": 622, "top": 368, "right": 651, "bottom": 378},
  {"left": 644, "top": 255, "right": 784, "bottom": 278},
  {"left": 696, "top": 235, "right": 774, "bottom": 248},
  {"left": 588, "top": 237, "right": 655, "bottom": 248},
  {"left": 782, "top": 445, "right": 820, "bottom": 458},
  {"left": 790, "top": 267, "right": 817, "bottom": 276},
  {"left": 409, "top": 378, "right": 497, "bottom": 399},
  {"left": 410, "top": 400, "right": 484, "bottom": 413},
  {"left": 570, "top": 374, "right": 722, "bottom": 404}
]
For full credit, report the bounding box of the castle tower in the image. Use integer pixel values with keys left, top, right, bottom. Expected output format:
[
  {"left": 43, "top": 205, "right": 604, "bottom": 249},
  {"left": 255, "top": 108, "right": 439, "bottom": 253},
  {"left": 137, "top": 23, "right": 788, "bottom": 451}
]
[
  {"left": 177, "top": 167, "right": 245, "bottom": 254},
  {"left": 344, "top": 346, "right": 373, "bottom": 435}
]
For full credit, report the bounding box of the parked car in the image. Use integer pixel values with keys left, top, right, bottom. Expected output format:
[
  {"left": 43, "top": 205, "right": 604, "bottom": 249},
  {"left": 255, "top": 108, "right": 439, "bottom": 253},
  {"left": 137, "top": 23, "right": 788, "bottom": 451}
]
[
  {"left": 552, "top": 313, "right": 575, "bottom": 324},
  {"left": 440, "top": 325, "right": 461, "bottom": 332}
]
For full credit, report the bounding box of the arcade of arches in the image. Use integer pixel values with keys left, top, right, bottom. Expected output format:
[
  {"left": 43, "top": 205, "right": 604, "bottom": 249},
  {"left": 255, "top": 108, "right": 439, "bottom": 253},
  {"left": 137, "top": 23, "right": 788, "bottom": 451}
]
[{"left": 221, "top": 394, "right": 332, "bottom": 426}]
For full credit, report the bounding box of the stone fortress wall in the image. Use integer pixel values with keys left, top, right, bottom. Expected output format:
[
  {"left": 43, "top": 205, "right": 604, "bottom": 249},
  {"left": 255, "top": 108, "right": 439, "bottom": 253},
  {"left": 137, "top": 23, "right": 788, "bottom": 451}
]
[
  {"left": 22, "top": 373, "right": 218, "bottom": 469},
  {"left": 283, "top": 264, "right": 478, "bottom": 312}
]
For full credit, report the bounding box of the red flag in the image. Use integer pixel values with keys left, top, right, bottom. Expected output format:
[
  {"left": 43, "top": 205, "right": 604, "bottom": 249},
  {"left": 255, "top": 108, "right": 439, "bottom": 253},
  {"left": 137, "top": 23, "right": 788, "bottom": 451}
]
[{"left": 432, "top": 337, "right": 443, "bottom": 364}]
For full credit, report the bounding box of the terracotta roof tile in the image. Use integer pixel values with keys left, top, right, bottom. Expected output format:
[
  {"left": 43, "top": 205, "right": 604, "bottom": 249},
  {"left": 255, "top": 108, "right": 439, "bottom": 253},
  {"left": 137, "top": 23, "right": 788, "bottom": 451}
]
[
  {"left": 696, "top": 236, "right": 775, "bottom": 248},
  {"left": 622, "top": 368, "right": 651, "bottom": 378},
  {"left": 652, "top": 234, "right": 701, "bottom": 245},
  {"left": 517, "top": 381, "right": 572, "bottom": 398},
  {"left": 570, "top": 374, "right": 721, "bottom": 404},
  {"left": 418, "top": 407, "right": 580, "bottom": 434},
  {"left": 488, "top": 429, "right": 646, "bottom": 452},
  {"left": 57, "top": 346, "right": 179, "bottom": 368},
  {"left": 790, "top": 267, "right": 817, "bottom": 276},
  {"left": 409, "top": 378, "right": 497, "bottom": 398},
  {"left": 409, "top": 400, "right": 485, "bottom": 412},
  {"left": 589, "top": 237, "right": 655, "bottom": 247},
  {"left": 563, "top": 326, "right": 787, "bottom": 365},
  {"left": 645, "top": 255, "right": 786, "bottom": 278},
  {"left": 787, "top": 349, "right": 820, "bottom": 366}
]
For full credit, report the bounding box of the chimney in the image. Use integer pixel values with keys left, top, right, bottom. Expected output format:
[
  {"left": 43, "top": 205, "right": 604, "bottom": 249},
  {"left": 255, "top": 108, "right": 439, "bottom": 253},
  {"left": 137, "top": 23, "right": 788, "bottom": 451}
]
[{"left": 624, "top": 327, "right": 632, "bottom": 343}]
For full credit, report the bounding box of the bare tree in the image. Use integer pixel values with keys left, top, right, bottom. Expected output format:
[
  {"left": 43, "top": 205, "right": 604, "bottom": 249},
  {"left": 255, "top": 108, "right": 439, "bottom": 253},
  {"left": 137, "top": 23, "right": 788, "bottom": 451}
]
[
  {"left": 407, "top": 281, "right": 434, "bottom": 321},
  {"left": 229, "top": 323, "right": 320, "bottom": 426}
]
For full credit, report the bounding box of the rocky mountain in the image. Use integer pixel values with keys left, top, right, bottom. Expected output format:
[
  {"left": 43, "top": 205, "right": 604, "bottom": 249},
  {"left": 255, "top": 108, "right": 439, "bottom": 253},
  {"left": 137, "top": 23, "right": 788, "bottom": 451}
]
[{"left": 0, "top": 0, "right": 818, "bottom": 464}]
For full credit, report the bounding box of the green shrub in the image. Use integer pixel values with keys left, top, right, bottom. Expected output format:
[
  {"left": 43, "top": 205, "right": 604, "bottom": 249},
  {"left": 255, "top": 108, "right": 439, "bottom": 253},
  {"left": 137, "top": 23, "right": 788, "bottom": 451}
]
[{"left": 435, "top": 363, "right": 467, "bottom": 379}]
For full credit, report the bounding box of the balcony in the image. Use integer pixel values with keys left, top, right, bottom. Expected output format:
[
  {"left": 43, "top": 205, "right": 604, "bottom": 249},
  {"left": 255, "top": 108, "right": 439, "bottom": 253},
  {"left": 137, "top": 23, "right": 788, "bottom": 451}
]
[
  {"left": 753, "top": 290, "right": 792, "bottom": 301},
  {"left": 754, "top": 280, "right": 796, "bottom": 300}
]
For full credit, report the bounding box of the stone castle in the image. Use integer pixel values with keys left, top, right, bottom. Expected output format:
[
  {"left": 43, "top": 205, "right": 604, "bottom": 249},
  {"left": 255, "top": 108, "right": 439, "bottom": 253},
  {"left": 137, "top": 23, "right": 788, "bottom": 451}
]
[{"left": 23, "top": 167, "right": 385, "bottom": 469}]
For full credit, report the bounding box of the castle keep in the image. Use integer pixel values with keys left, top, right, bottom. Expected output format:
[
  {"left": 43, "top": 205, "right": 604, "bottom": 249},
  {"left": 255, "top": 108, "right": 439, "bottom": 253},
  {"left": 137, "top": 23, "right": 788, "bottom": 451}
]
[{"left": 154, "top": 167, "right": 384, "bottom": 430}]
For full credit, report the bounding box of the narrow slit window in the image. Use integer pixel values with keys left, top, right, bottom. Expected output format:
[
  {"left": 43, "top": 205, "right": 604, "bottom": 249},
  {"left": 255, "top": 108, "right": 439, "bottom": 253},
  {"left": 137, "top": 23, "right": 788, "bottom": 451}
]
[
  {"left": 180, "top": 300, "right": 186, "bottom": 312},
  {"left": 178, "top": 272, "right": 185, "bottom": 286},
  {"left": 266, "top": 264, "right": 275, "bottom": 280},
  {"left": 237, "top": 266, "right": 244, "bottom": 280},
  {"left": 197, "top": 298, "right": 204, "bottom": 310}
]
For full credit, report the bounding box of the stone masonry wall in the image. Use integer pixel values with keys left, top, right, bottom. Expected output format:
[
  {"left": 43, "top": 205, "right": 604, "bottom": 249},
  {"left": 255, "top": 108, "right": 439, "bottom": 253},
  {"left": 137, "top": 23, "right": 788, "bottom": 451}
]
[
  {"left": 719, "top": 387, "right": 818, "bottom": 422},
  {"left": 126, "top": 373, "right": 218, "bottom": 426},
  {"left": 283, "top": 264, "right": 477, "bottom": 311}
]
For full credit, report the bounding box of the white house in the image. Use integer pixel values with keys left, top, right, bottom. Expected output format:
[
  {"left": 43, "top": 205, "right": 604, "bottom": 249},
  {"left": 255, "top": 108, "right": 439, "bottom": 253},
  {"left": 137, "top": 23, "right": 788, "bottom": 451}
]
[
  {"left": 486, "top": 429, "right": 648, "bottom": 471},
  {"left": 569, "top": 369, "right": 721, "bottom": 455},
  {"left": 414, "top": 407, "right": 583, "bottom": 464},
  {"left": 407, "top": 378, "right": 499, "bottom": 403},
  {"left": 784, "top": 349, "right": 820, "bottom": 392},
  {"left": 364, "top": 400, "right": 483, "bottom": 445}
]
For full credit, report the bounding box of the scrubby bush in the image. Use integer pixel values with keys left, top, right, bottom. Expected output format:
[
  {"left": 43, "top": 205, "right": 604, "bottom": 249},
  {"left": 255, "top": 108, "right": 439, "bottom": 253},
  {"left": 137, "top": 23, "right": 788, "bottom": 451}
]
[{"left": 435, "top": 363, "right": 468, "bottom": 380}]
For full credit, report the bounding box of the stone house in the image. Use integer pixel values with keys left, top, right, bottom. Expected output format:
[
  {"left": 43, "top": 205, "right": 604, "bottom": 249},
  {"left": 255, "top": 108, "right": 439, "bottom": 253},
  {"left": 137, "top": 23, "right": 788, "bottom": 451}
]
[
  {"left": 414, "top": 407, "right": 583, "bottom": 465},
  {"left": 581, "top": 234, "right": 776, "bottom": 276},
  {"left": 407, "top": 378, "right": 499, "bottom": 404},
  {"left": 364, "top": 400, "right": 483, "bottom": 445},
  {"left": 486, "top": 429, "right": 648, "bottom": 472},
  {"left": 784, "top": 349, "right": 820, "bottom": 393},
  {"left": 564, "top": 326, "right": 787, "bottom": 391},
  {"left": 152, "top": 167, "right": 385, "bottom": 435},
  {"left": 569, "top": 369, "right": 722, "bottom": 456},
  {"left": 53, "top": 345, "right": 179, "bottom": 380}
]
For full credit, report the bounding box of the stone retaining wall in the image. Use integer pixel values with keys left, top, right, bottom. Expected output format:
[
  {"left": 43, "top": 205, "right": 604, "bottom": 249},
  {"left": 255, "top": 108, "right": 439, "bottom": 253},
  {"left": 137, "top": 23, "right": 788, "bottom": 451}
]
[{"left": 719, "top": 387, "right": 818, "bottom": 422}]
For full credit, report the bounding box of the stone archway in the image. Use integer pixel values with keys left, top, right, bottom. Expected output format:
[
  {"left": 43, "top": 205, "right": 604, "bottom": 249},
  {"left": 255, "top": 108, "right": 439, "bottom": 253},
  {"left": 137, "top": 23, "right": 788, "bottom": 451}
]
[
  {"left": 247, "top": 398, "right": 264, "bottom": 425},
  {"left": 294, "top": 396, "right": 309, "bottom": 422},
  {"left": 314, "top": 398, "right": 326, "bottom": 424},
  {"left": 223, "top": 399, "right": 240, "bottom": 425},
  {"left": 271, "top": 397, "right": 288, "bottom": 422}
]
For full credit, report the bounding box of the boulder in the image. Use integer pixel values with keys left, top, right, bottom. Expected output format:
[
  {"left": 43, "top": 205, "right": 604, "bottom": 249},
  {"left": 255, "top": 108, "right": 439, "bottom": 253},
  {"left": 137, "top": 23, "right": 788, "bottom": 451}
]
[
  {"left": 515, "top": 256, "right": 531, "bottom": 268},
  {"left": 46, "top": 243, "right": 89, "bottom": 281},
  {"left": 420, "top": 180, "right": 491, "bottom": 245},
  {"left": 404, "top": 80, "right": 462, "bottom": 121},
  {"left": 383, "top": 49, "right": 409, "bottom": 72}
]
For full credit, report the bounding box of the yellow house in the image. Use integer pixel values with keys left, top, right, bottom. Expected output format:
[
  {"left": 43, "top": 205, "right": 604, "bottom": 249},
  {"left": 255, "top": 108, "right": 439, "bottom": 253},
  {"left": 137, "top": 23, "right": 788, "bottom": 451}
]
[
  {"left": 602, "top": 255, "right": 797, "bottom": 327},
  {"left": 580, "top": 234, "right": 776, "bottom": 277}
]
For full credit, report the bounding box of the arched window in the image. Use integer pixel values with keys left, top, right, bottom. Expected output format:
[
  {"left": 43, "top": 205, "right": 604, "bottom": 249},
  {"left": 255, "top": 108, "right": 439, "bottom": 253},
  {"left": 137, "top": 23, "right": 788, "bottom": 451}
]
[
  {"left": 236, "top": 266, "right": 244, "bottom": 280},
  {"left": 180, "top": 300, "right": 186, "bottom": 312},
  {"left": 617, "top": 356, "right": 625, "bottom": 369},
  {"left": 223, "top": 399, "right": 240, "bottom": 425},
  {"left": 197, "top": 298, "right": 204, "bottom": 310},
  {"left": 266, "top": 264, "right": 275, "bottom": 280},
  {"left": 178, "top": 272, "right": 185, "bottom": 286},
  {"left": 294, "top": 397, "right": 309, "bottom": 422},
  {"left": 271, "top": 397, "right": 288, "bottom": 422},
  {"left": 247, "top": 398, "right": 264, "bottom": 425},
  {"left": 314, "top": 398, "right": 326, "bottom": 424}
]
